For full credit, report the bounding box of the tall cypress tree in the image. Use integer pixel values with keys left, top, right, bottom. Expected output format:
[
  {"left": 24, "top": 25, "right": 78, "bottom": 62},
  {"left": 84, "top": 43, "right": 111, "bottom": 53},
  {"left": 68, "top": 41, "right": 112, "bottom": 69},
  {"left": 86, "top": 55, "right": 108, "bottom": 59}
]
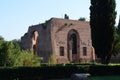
[{"left": 90, "top": 0, "right": 116, "bottom": 64}]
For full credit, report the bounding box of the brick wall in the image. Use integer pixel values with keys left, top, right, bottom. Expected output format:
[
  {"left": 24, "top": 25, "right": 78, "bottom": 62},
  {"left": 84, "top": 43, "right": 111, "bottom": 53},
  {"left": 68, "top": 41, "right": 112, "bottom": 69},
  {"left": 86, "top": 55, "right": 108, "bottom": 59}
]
[{"left": 21, "top": 18, "right": 92, "bottom": 63}]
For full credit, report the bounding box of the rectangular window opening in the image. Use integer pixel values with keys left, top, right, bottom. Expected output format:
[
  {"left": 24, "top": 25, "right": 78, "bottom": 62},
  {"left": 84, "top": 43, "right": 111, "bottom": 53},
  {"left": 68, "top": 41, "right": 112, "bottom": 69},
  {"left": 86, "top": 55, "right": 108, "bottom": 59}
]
[
  {"left": 60, "top": 46, "right": 64, "bottom": 56},
  {"left": 83, "top": 47, "right": 87, "bottom": 56}
]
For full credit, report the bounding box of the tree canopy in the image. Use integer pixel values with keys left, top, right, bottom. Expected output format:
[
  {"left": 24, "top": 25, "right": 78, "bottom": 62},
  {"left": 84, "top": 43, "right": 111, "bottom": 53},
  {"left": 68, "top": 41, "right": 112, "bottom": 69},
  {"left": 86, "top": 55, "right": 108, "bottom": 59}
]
[
  {"left": 0, "top": 37, "right": 41, "bottom": 67},
  {"left": 90, "top": 0, "right": 116, "bottom": 64},
  {"left": 64, "top": 14, "right": 69, "bottom": 19},
  {"left": 78, "top": 17, "right": 86, "bottom": 21}
]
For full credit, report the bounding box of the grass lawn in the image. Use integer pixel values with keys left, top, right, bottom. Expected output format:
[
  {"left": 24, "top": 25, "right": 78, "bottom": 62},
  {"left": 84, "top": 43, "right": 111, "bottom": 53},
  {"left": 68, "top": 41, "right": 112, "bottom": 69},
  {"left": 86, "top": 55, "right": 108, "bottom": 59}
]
[
  {"left": 50, "top": 75, "right": 120, "bottom": 80},
  {"left": 89, "top": 75, "right": 120, "bottom": 80}
]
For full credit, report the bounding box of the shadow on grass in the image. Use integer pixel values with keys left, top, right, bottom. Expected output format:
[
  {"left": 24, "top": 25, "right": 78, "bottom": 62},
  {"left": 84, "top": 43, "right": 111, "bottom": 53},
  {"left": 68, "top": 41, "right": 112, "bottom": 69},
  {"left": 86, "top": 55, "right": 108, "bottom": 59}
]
[
  {"left": 89, "top": 76, "right": 120, "bottom": 80},
  {"left": 49, "top": 76, "right": 120, "bottom": 80}
]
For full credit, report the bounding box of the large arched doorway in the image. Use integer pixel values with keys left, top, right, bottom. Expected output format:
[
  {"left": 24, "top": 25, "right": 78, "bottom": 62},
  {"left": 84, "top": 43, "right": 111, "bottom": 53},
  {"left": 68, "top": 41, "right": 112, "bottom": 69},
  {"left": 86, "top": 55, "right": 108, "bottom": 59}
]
[
  {"left": 32, "top": 31, "right": 39, "bottom": 55},
  {"left": 67, "top": 29, "right": 79, "bottom": 62}
]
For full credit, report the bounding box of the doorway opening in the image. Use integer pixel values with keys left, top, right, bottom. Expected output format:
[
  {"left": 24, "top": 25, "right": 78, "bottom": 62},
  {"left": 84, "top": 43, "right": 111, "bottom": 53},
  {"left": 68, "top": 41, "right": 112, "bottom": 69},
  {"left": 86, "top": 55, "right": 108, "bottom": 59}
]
[{"left": 67, "top": 29, "right": 79, "bottom": 62}]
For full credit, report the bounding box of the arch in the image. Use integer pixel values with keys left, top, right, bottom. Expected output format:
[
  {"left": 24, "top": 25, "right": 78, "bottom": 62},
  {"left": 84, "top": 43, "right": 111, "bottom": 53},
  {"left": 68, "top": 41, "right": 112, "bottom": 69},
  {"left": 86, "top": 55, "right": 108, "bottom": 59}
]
[
  {"left": 31, "top": 31, "right": 39, "bottom": 55},
  {"left": 67, "top": 29, "right": 80, "bottom": 62}
]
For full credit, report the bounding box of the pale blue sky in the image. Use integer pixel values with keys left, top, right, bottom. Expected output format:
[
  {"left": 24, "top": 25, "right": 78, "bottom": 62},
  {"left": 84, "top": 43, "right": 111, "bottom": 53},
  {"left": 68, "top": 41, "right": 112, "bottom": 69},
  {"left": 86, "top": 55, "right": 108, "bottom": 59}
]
[{"left": 0, "top": 0, "right": 120, "bottom": 41}]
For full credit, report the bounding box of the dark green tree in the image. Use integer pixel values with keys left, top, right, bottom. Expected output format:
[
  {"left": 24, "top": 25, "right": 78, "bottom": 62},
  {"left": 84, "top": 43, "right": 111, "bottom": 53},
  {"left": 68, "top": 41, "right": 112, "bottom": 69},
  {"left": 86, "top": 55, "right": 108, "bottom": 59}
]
[
  {"left": 0, "top": 36, "right": 4, "bottom": 41},
  {"left": 0, "top": 36, "right": 41, "bottom": 67},
  {"left": 90, "top": 0, "right": 116, "bottom": 64},
  {"left": 111, "top": 29, "right": 120, "bottom": 57},
  {"left": 78, "top": 17, "right": 86, "bottom": 21},
  {"left": 0, "top": 41, "right": 20, "bottom": 66},
  {"left": 0, "top": 41, "right": 8, "bottom": 66},
  {"left": 64, "top": 14, "right": 69, "bottom": 19}
]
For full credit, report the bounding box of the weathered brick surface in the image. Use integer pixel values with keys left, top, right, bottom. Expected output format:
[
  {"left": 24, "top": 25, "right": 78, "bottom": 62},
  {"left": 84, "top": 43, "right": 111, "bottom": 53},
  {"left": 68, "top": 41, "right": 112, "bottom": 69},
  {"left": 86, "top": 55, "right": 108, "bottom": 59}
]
[{"left": 21, "top": 18, "right": 93, "bottom": 63}]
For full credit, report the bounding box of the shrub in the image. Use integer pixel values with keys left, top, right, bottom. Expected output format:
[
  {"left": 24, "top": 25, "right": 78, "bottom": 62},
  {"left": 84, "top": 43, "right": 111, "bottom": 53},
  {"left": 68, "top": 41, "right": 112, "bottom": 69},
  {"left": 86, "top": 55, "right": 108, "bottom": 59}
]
[
  {"left": 89, "top": 64, "right": 120, "bottom": 76},
  {"left": 48, "top": 54, "right": 57, "bottom": 65},
  {"left": 0, "top": 64, "right": 120, "bottom": 79}
]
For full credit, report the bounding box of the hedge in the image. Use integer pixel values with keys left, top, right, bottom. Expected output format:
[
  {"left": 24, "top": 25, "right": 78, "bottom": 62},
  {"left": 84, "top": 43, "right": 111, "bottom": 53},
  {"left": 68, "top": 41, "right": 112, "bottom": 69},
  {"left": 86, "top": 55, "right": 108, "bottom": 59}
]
[
  {"left": 0, "top": 64, "right": 120, "bottom": 80},
  {"left": 89, "top": 65, "right": 120, "bottom": 76}
]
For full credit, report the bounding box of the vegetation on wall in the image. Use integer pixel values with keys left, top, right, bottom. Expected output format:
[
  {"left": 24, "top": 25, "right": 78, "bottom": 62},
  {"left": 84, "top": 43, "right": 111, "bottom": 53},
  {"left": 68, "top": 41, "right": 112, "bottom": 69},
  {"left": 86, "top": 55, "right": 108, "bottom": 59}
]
[
  {"left": 64, "top": 14, "right": 69, "bottom": 19},
  {"left": 78, "top": 17, "right": 86, "bottom": 21},
  {"left": 48, "top": 54, "right": 57, "bottom": 65}
]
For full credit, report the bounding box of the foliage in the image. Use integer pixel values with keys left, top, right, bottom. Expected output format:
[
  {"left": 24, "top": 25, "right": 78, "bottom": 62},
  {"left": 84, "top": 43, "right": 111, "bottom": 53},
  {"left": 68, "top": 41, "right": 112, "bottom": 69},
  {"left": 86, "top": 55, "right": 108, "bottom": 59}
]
[
  {"left": 0, "top": 35, "right": 4, "bottom": 41},
  {"left": 90, "top": 0, "right": 116, "bottom": 64},
  {"left": 89, "top": 64, "right": 120, "bottom": 76},
  {"left": 0, "top": 64, "right": 89, "bottom": 79},
  {"left": 78, "top": 17, "right": 86, "bottom": 21},
  {"left": 0, "top": 37, "right": 41, "bottom": 67},
  {"left": 111, "top": 29, "right": 120, "bottom": 56},
  {"left": 0, "top": 41, "right": 19, "bottom": 66},
  {"left": 0, "top": 64, "right": 120, "bottom": 80},
  {"left": 48, "top": 54, "right": 57, "bottom": 65},
  {"left": 64, "top": 14, "right": 69, "bottom": 19},
  {"left": 0, "top": 41, "right": 8, "bottom": 66},
  {"left": 14, "top": 50, "right": 41, "bottom": 67}
]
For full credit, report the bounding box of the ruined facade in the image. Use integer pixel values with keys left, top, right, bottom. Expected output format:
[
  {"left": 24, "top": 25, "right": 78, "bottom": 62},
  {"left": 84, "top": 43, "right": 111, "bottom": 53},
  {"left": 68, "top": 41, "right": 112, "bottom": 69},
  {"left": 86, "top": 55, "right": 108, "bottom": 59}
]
[{"left": 21, "top": 18, "right": 93, "bottom": 63}]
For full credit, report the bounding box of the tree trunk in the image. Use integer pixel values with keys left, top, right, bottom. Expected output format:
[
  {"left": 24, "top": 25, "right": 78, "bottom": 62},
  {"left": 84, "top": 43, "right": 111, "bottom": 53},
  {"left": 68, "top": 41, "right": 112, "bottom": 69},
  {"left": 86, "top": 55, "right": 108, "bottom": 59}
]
[
  {"left": 106, "top": 54, "right": 112, "bottom": 64},
  {"left": 101, "top": 57, "right": 107, "bottom": 64},
  {"left": 101, "top": 54, "right": 112, "bottom": 64}
]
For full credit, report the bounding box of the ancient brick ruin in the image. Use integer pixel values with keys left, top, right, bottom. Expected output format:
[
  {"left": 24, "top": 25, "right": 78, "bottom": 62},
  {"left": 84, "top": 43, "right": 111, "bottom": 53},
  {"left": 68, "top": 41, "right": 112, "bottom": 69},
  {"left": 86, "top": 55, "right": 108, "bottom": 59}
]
[{"left": 21, "top": 18, "right": 93, "bottom": 63}]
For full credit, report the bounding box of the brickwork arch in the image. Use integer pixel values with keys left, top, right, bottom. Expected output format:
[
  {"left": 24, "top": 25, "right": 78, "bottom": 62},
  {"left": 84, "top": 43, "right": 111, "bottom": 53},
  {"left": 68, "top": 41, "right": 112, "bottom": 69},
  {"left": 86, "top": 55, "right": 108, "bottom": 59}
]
[
  {"left": 67, "top": 29, "right": 80, "bottom": 62},
  {"left": 31, "top": 31, "right": 39, "bottom": 55}
]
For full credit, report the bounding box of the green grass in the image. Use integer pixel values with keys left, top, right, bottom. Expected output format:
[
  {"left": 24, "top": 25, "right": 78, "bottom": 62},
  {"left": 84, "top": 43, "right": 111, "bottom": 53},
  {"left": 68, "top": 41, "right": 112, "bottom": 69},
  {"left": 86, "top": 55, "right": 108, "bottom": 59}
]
[
  {"left": 50, "top": 76, "right": 120, "bottom": 80},
  {"left": 47, "top": 79, "right": 70, "bottom": 80},
  {"left": 89, "top": 76, "right": 120, "bottom": 80}
]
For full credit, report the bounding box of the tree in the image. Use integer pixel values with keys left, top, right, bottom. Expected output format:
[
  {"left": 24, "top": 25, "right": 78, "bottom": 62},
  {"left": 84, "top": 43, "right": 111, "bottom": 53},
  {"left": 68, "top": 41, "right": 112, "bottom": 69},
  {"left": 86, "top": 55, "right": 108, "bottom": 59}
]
[
  {"left": 90, "top": 0, "right": 116, "bottom": 64},
  {"left": 0, "top": 41, "right": 8, "bottom": 66},
  {"left": 0, "top": 38, "right": 41, "bottom": 67},
  {"left": 14, "top": 50, "right": 41, "bottom": 67},
  {"left": 0, "top": 41, "right": 20, "bottom": 66},
  {"left": 0, "top": 35, "right": 4, "bottom": 41},
  {"left": 0, "top": 35, "right": 4, "bottom": 50},
  {"left": 64, "top": 14, "right": 69, "bottom": 19},
  {"left": 78, "top": 17, "right": 86, "bottom": 21},
  {"left": 111, "top": 30, "right": 120, "bottom": 56}
]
